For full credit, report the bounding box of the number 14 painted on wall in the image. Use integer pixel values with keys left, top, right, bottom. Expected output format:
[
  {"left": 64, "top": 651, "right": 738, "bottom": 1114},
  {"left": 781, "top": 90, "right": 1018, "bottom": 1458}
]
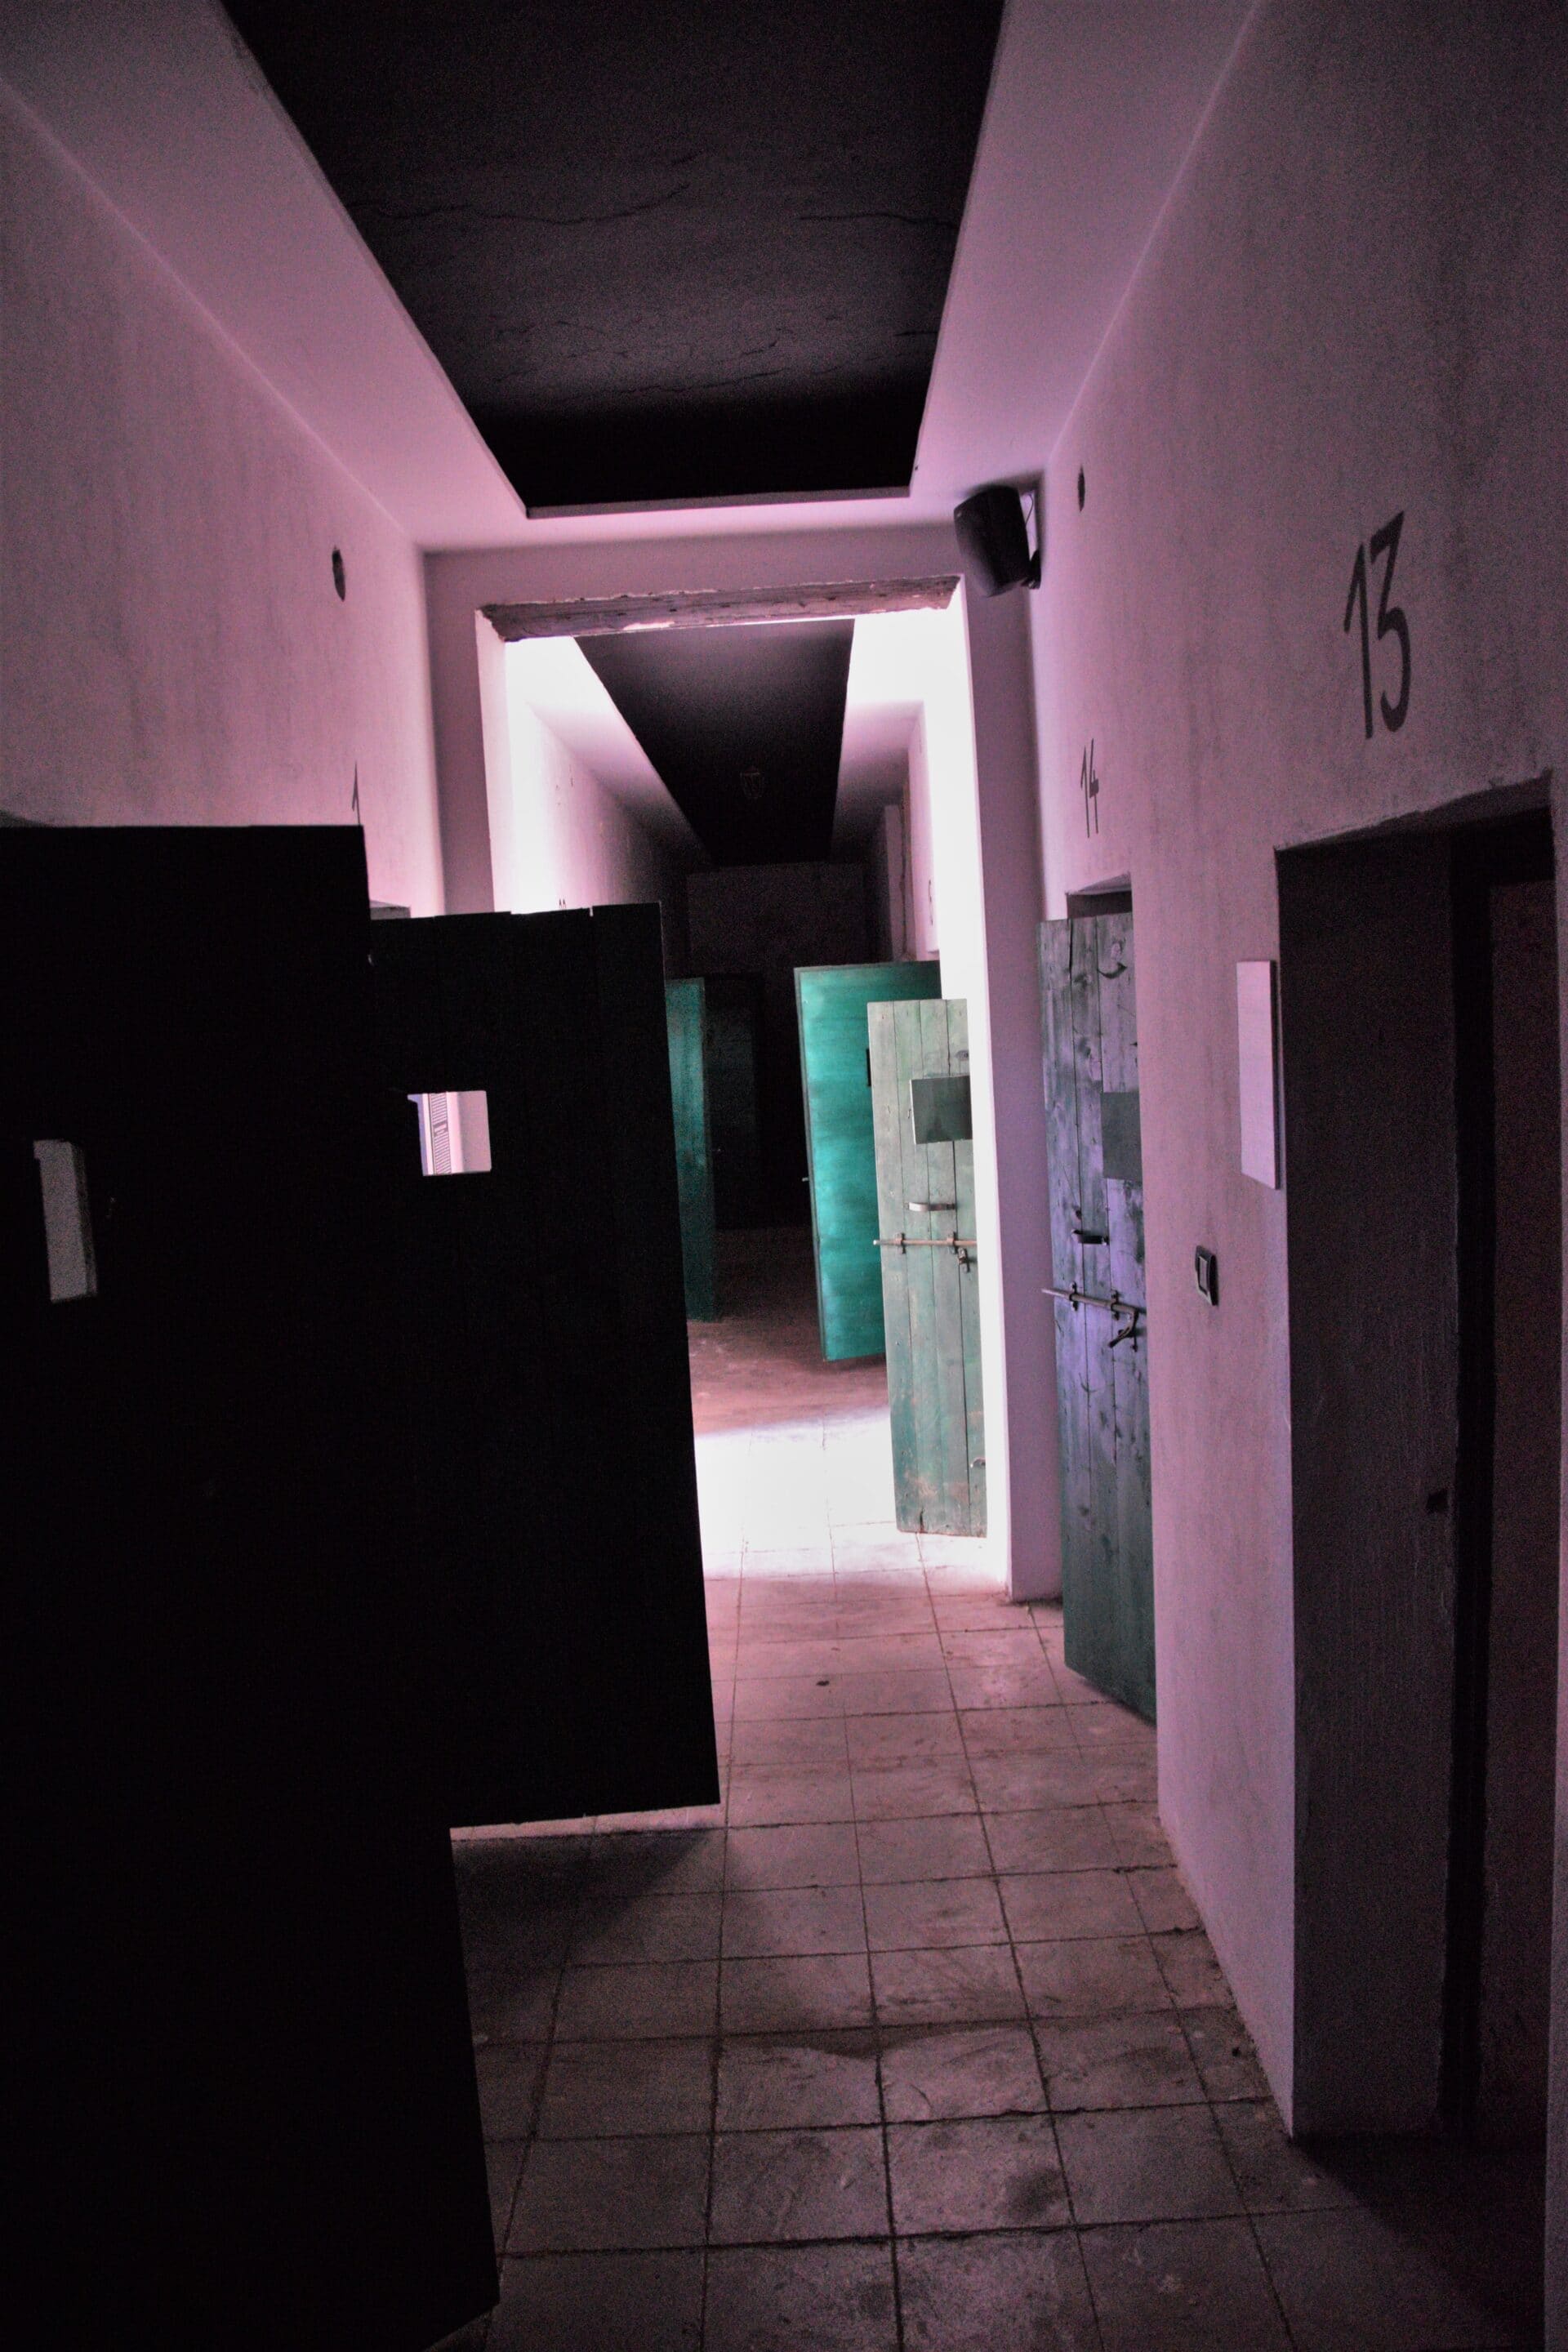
[{"left": 1343, "top": 511, "right": 1410, "bottom": 738}]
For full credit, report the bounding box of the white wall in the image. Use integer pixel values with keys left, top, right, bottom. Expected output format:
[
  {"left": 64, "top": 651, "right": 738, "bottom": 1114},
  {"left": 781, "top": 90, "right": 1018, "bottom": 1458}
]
[
  {"left": 905, "top": 710, "right": 940, "bottom": 962},
  {"left": 0, "top": 82, "right": 444, "bottom": 912},
  {"left": 492, "top": 644, "right": 673, "bottom": 933},
  {"left": 1031, "top": 0, "right": 1568, "bottom": 2170}
]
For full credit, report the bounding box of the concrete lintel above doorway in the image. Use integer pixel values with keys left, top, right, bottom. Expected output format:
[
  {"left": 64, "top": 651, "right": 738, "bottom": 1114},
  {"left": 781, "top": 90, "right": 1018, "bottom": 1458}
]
[{"left": 480, "top": 577, "right": 960, "bottom": 643}]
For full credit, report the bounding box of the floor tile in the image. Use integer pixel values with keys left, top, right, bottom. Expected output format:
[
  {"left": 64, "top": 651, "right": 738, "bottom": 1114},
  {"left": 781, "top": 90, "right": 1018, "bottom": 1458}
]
[
  {"left": 703, "top": 2243, "right": 898, "bottom": 2351},
  {"left": 729, "top": 1717, "right": 850, "bottom": 1769},
  {"left": 585, "top": 1829, "right": 727, "bottom": 1895},
  {"left": 851, "top": 1761, "right": 978, "bottom": 1818},
  {"left": 887, "top": 2114, "right": 1070, "bottom": 2233},
  {"left": 871, "top": 1943, "right": 1025, "bottom": 2026},
  {"left": 896, "top": 2230, "right": 1100, "bottom": 2351},
  {"left": 536, "top": 2038, "right": 714, "bottom": 2138},
  {"left": 983, "top": 1805, "right": 1121, "bottom": 1874},
  {"left": 721, "top": 1952, "right": 875, "bottom": 2032},
  {"left": 716, "top": 2032, "right": 881, "bottom": 2130},
  {"left": 1100, "top": 1800, "right": 1172, "bottom": 1867},
  {"left": 482, "top": 1245, "right": 1555, "bottom": 2352},
  {"left": 960, "top": 1706, "right": 1078, "bottom": 1756},
  {"left": 880, "top": 2023, "right": 1046, "bottom": 2122},
  {"left": 837, "top": 1668, "right": 955, "bottom": 1716},
  {"left": 1083, "top": 2216, "right": 1292, "bottom": 2349},
  {"left": 721, "top": 1885, "right": 867, "bottom": 1958},
  {"left": 1000, "top": 1868, "right": 1143, "bottom": 1943},
  {"left": 844, "top": 1710, "right": 966, "bottom": 1766},
  {"left": 568, "top": 1892, "right": 724, "bottom": 1965},
  {"left": 1071, "top": 1702, "right": 1155, "bottom": 1753},
  {"left": 1127, "top": 1865, "right": 1201, "bottom": 1933},
  {"left": 941, "top": 1630, "right": 1049, "bottom": 1667},
  {"left": 855, "top": 1813, "right": 992, "bottom": 1883},
  {"left": 947, "top": 1662, "right": 1061, "bottom": 1711},
  {"left": 487, "top": 2140, "right": 525, "bottom": 2249},
  {"left": 970, "top": 1753, "right": 1103, "bottom": 1812},
  {"left": 726, "top": 1770, "right": 856, "bottom": 1828},
  {"left": 507, "top": 2134, "right": 710, "bottom": 2252},
  {"left": 733, "top": 1676, "right": 844, "bottom": 1722},
  {"left": 1017, "top": 1936, "right": 1171, "bottom": 2020},
  {"left": 862, "top": 1875, "right": 1007, "bottom": 1951},
  {"left": 1087, "top": 1755, "right": 1158, "bottom": 1805},
  {"left": 709, "top": 2125, "right": 889, "bottom": 2242},
  {"left": 555, "top": 1961, "right": 719, "bottom": 2041},
  {"left": 467, "top": 1967, "right": 563, "bottom": 2045},
  {"left": 1056, "top": 2104, "right": 1241, "bottom": 2224},
  {"left": 1214, "top": 2100, "right": 1362, "bottom": 2214},
  {"left": 1254, "top": 2203, "right": 1539, "bottom": 2350},
  {"left": 474, "top": 2042, "right": 547, "bottom": 2140},
  {"left": 1152, "top": 1927, "right": 1233, "bottom": 2007},
  {"left": 1036, "top": 2009, "right": 1205, "bottom": 2111},
  {"left": 724, "top": 1821, "right": 861, "bottom": 1890},
  {"left": 488, "top": 2251, "right": 703, "bottom": 2350}
]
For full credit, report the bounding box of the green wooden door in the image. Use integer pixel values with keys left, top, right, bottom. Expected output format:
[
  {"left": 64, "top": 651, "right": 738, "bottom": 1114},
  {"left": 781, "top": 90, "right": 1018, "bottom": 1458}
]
[
  {"left": 1040, "top": 911, "right": 1154, "bottom": 1720},
  {"left": 796, "top": 960, "right": 942, "bottom": 1360},
  {"left": 666, "top": 978, "right": 717, "bottom": 1318},
  {"left": 869, "top": 996, "right": 986, "bottom": 1535}
]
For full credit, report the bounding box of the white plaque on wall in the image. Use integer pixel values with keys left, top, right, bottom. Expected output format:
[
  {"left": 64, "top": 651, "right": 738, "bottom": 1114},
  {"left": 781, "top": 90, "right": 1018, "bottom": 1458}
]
[{"left": 1236, "top": 960, "right": 1280, "bottom": 1187}]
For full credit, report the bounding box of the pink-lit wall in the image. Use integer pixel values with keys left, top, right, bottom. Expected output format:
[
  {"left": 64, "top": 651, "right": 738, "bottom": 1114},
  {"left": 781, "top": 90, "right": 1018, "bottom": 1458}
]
[
  {"left": 495, "top": 675, "right": 675, "bottom": 936},
  {"left": 1032, "top": 0, "right": 1568, "bottom": 2179},
  {"left": 0, "top": 84, "right": 444, "bottom": 912}
]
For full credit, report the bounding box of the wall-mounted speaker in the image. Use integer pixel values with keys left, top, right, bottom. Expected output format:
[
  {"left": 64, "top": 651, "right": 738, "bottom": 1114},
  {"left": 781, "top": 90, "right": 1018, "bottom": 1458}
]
[{"left": 953, "top": 483, "right": 1040, "bottom": 596}]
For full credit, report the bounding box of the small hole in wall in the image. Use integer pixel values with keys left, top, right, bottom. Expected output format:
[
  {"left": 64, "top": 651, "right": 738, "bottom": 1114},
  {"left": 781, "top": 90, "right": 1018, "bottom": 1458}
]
[
  {"left": 408, "top": 1089, "right": 492, "bottom": 1175},
  {"left": 1076, "top": 469, "right": 1086, "bottom": 511},
  {"left": 332, "top": 547, "right": 346, "bottom": 599}
]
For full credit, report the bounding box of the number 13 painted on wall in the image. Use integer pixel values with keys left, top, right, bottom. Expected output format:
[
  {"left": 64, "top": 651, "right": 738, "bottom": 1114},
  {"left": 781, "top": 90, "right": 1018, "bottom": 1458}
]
[{"left": 1343, "top": 511, "right": 1410, "bottom": 738}]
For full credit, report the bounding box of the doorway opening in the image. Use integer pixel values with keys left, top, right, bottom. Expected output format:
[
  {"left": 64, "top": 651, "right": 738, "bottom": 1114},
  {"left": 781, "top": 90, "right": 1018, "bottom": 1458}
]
[
  {"left": 1280, "top": 798, "right": 1559, "bottom": 2190},
  {"left": 482, "top": 578, "right": 1000, "bottom": 1566}
]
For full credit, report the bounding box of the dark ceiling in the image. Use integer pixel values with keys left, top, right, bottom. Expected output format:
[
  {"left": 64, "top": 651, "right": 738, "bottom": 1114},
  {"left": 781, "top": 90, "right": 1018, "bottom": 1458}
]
[
  {"left": 580, "top": 622, "right": 853, "bottom": 865},
  {"left": 223, "top": 1, "right": 1005, "bottom": 510}
]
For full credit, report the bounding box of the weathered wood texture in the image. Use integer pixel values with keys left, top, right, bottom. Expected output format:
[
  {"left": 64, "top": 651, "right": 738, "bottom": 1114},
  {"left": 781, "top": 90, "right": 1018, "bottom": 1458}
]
[
  {"left": 666, "top": 977, "right": 717, "bottom": 1318},
  {"left": 3, "top": 829, "right": 494, "bottom": 2350},
  {"left": 371, "top": 906, "right": 719, "bottom": 1830},
  {"left": 870, "top": 996, "right": 986, "bottom": 1535},
  {"left": 796, "top": 960, "right": 942, "bottom": 1360},
  {"left": 482, "top": 577, "right": 959, "bottom": 641},
  {"left": 1040, "top": 913, "right": 1153, "bottom": 1721},
  {"left": 1280, "top": 836, "right": 1459, "bottom": 2133}
]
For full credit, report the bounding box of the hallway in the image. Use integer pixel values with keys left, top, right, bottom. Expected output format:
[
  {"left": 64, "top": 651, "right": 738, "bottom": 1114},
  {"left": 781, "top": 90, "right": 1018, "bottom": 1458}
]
[{"left": 452, "top": 1238, "right": 1541, "bottom": 2350}]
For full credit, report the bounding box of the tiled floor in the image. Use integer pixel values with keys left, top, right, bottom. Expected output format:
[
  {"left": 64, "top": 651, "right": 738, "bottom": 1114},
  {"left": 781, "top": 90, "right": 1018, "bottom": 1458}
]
[{"left": 447, "top": 1231, "right": 1543, "bottom": 2350}]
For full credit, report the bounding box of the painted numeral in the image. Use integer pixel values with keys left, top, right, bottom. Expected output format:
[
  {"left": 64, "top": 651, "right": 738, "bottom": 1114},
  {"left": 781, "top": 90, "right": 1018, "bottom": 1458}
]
[{"left": 1343, "top": 511, "right": 1410, "bottom": 738}]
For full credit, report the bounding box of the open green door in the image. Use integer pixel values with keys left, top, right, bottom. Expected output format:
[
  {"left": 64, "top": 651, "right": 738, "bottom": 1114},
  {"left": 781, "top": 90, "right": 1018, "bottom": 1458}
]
[
  {"left": 870, "top": 996, "right": 986, "bottom": 1535},
  {"left": 1040, "top": 911, "right": 1154, "bottom": 1720},
  {"left": 666, "top": 978, "right": 717, "bottom": 1319},
  {"left": 796, "top": 960, "right": 942, "bottom": 1360}
]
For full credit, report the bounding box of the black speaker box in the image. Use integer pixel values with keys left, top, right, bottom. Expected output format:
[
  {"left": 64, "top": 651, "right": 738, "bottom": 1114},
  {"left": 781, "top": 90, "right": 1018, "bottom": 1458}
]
[{"left": 953, "top": 483, "right": 1040, "bottom": 595}]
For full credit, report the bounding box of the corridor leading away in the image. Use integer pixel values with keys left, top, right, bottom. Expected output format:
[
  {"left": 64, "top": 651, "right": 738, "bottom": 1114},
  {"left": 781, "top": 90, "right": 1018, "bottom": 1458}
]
[{"left": 450, "top": 1235, "right": 1539, "bottom": 2351}]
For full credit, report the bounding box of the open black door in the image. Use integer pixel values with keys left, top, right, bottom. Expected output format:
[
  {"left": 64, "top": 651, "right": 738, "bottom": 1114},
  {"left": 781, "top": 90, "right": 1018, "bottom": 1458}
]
[
  {"left": 369, "top": 904, "right": 719, "bottom": 1828},
  {"left": 3, "top": 830, "right": 495, "bottom": 2350}
]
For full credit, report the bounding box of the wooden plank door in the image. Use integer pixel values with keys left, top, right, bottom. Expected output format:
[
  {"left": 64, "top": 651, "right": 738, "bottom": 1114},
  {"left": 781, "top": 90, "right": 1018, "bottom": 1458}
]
[
  {"left": 370, "top": 905, "right": 719, "bottom": 1830},
  {"left": 869, "top": 996, "right": 986, "bottom": 1535},
  {"left": 2, "top": 828, "right": 494, "bottom": 2350},
  {"left": 795, "top": 959, "right": 942, "bottom": 1359},
  {"left": 1040, "top": 911, "right": 1154, "bottom": 1719},
  {"left": 666, "top": 977, "right": 717, "bottom": 1318}
]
